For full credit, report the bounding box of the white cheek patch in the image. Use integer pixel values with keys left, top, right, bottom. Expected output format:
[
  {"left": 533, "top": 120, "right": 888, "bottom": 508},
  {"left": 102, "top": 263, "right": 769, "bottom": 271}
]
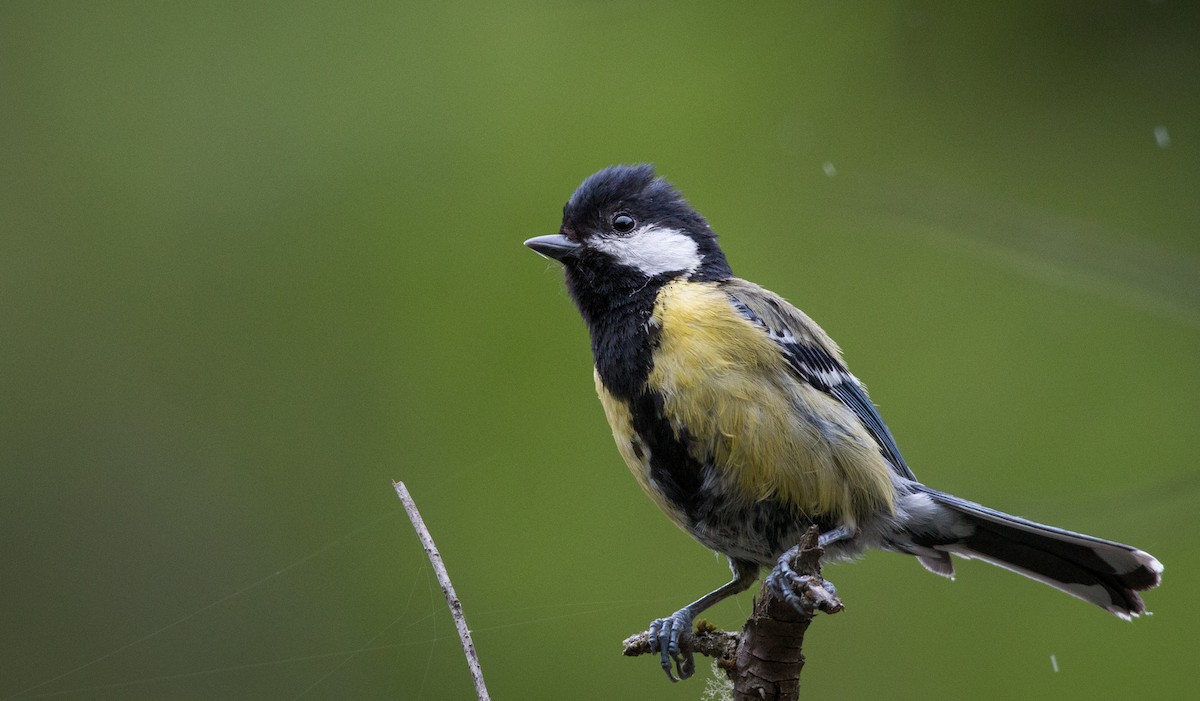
[{"left": 590, "top": 225, "right": 702, "bottom": 276}]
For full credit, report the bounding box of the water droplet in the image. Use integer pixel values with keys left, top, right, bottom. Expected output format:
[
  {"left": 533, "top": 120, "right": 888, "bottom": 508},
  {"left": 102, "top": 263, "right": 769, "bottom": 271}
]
[{"left": 1154, "top": 126, "right": 1170, "bottom": 148}]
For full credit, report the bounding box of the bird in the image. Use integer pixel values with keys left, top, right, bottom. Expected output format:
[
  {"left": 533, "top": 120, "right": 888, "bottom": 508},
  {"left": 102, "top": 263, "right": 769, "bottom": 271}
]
[{"left": 523, "top": 164, "right": 1162, "bottom": 681}]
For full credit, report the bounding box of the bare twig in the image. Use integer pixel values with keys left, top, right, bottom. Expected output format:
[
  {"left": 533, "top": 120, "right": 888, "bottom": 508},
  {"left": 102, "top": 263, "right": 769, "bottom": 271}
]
[
  {"left": 393, "top": 481, "right": 490, "bottom": 701},
  {"left": 622, "top": 526, "right": 842, "bottom": 701}
]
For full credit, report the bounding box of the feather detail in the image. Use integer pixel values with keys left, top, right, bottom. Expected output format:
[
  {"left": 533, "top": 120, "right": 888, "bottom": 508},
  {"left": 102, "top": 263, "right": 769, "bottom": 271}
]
[
  {"left": 641, "top": 279, "right": 896, "bottom": 522},
  {"left": 722, "top": 278, "right": 916, "bottom": 481}
]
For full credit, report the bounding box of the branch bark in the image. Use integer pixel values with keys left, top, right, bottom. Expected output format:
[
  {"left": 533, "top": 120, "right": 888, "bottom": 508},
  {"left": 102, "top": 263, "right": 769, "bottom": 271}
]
[{"left": 622, "top": 526, "right": 841, "bottom": 701}]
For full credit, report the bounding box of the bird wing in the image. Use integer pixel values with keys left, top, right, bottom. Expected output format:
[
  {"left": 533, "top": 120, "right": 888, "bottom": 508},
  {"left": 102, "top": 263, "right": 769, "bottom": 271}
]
[{"left": 722, "top": 279, "right": 917, "bottom": 481}]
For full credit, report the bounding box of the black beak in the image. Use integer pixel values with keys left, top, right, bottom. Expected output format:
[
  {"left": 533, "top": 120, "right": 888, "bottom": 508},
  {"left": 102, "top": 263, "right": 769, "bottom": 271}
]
[{"left": 524, "top": 234, "right": 581, "bottom": 262}]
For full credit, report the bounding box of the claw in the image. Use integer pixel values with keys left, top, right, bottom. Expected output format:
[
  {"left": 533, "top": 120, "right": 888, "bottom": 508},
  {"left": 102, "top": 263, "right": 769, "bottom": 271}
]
[
  {"left": 766, "top": 567, "right": 814, "bottom": 613},
  {"left": 767, "top": 544, "right": 840, "bottom": 615},
  {"left": 647, "top": 609, "right": 695, "bottom": 681}
]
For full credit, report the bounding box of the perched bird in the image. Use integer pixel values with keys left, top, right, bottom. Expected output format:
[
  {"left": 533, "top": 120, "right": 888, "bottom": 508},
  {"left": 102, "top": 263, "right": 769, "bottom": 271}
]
[{"left": 524, "top": 164, "right": 1162, "bottom": 681}]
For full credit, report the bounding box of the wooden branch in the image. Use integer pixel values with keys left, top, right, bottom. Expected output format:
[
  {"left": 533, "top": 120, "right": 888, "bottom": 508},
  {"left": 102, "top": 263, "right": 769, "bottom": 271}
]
[
  {"left": 731, "top": 527, "right": 842, "bottom": 700},
  {"left": 622, "top": 526, "right": 841, "bottom": 701},
  {"left": 621, "top": 623, "right": 740, "bottom": 672},
  {"left": 393, "top": 481, "right": 491, "bottom": 701}
]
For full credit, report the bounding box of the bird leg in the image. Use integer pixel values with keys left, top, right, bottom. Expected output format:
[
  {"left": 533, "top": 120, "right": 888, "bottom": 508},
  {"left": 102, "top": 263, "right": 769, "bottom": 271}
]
[{"left": 648, "top": 559, "right": 758, "bottom": 681}]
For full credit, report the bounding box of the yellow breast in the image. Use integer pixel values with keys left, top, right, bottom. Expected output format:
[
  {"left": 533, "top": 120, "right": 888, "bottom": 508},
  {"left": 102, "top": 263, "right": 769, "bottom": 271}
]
[{"left": 617, "top": 280, "right": 895, "bottom": 525}]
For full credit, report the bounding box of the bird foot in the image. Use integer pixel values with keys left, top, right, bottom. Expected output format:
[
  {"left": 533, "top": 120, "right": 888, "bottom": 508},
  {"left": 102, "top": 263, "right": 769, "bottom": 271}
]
[
  {"left": 648, "top": 608, "right": 695, "bottom": 681},
  {"left": 765, "top": 544, "right": 843, "bottom": 615}
]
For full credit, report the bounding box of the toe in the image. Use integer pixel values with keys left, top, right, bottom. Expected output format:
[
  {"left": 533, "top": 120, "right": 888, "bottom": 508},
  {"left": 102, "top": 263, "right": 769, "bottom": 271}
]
[
  {"left": 676, "top": 650, "right": 695, "bottom": 680},
  {"left": 647, "top": 610, "right": 697, "bottom": 682},
  {"left": 648, "top": 616, "right": 679, "bottom": 681}
]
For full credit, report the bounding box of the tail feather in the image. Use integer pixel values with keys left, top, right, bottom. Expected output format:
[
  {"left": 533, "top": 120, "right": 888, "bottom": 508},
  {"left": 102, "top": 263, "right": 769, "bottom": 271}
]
[{"left": 912, "top": 486, "right": 1163, "bottom": 619}]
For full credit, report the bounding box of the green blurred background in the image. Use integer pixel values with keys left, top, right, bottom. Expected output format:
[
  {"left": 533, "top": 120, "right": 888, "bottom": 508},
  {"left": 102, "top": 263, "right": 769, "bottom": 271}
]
[{"left": 2, "top": 2, "right": 1197, "bottom": 699}]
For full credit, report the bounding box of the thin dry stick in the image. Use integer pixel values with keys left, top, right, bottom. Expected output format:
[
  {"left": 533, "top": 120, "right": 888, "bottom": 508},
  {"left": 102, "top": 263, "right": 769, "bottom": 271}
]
[{"left": 393, "top": 481, "right": 490, "bottom": 701}]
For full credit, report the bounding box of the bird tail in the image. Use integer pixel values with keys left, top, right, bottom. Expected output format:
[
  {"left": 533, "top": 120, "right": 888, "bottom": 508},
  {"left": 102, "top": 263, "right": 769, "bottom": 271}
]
[{"left": 905, "top": 486, "right": 1163, "bottom": 619}]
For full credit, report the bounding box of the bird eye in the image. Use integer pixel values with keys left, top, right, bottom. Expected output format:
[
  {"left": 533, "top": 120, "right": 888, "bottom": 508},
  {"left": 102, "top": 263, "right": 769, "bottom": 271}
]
[{"left": 611, "top": 213, "right": 637, "bottom": 233}]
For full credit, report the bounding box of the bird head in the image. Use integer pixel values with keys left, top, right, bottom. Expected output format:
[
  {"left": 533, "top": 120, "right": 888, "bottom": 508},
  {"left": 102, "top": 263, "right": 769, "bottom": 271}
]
[{"left": 525, "top": 165, "right": 732, "bottom": 284}]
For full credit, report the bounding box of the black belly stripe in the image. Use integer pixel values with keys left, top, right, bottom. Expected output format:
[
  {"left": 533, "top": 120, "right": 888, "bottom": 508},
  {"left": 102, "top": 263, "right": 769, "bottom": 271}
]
[
  {"left": 617, "top": 389, "right": 846, "bottom": 561},
  {"left": 627, "top": 390, "right": 711, "bottom": 523}
]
